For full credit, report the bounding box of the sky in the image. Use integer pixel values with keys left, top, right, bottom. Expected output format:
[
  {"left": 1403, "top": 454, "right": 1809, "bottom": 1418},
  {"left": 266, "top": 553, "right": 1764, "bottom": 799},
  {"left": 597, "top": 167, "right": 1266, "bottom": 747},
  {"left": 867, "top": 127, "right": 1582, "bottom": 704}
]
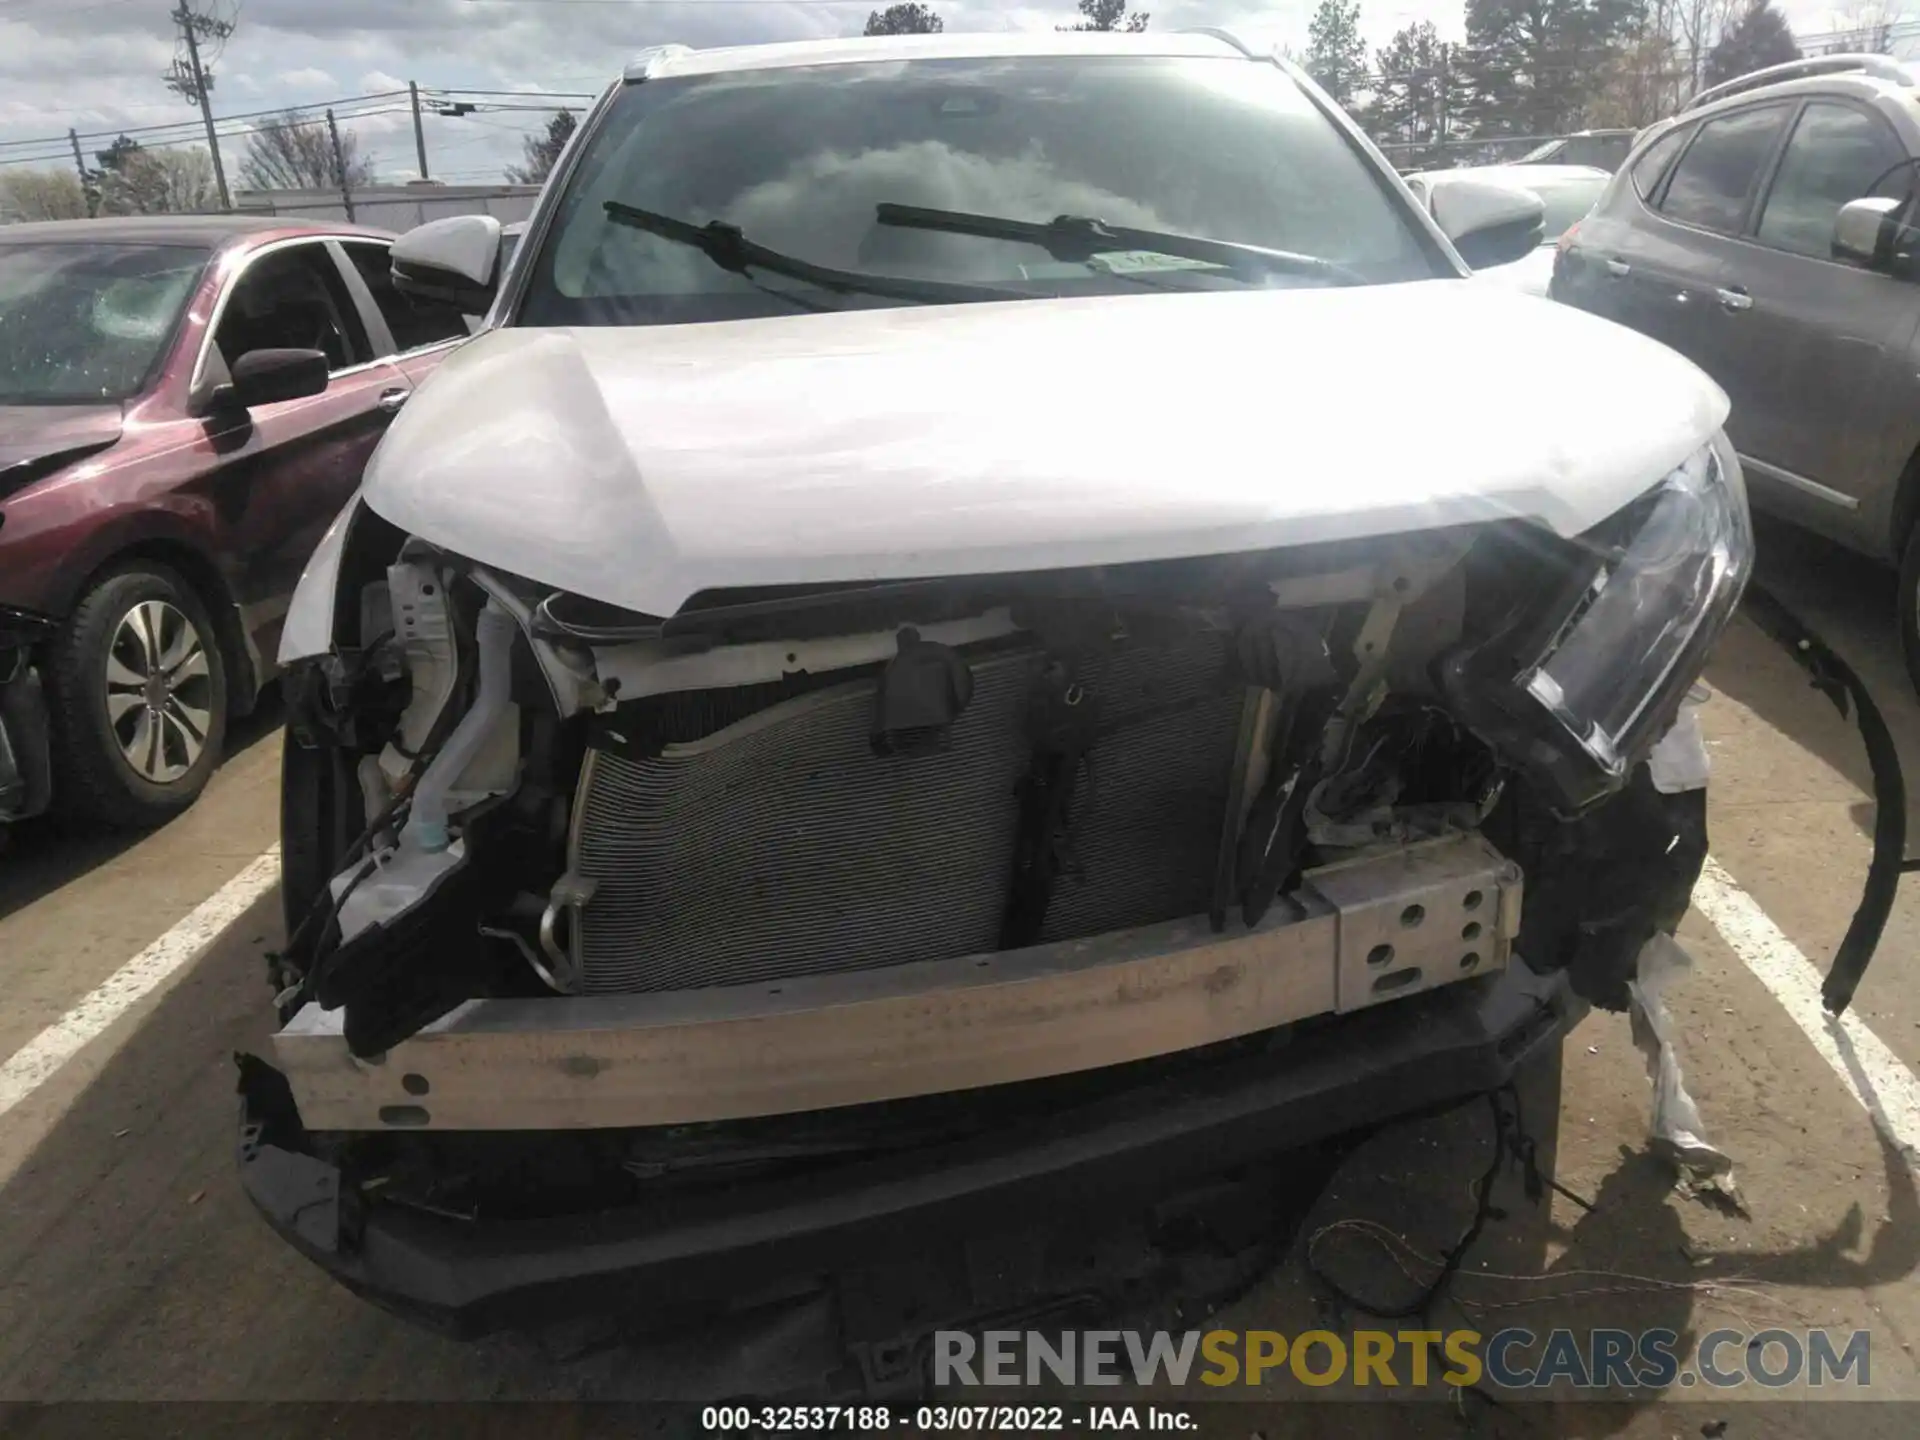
[{"left": 0, "top": 0, "right": 1901, "bottom": 189}]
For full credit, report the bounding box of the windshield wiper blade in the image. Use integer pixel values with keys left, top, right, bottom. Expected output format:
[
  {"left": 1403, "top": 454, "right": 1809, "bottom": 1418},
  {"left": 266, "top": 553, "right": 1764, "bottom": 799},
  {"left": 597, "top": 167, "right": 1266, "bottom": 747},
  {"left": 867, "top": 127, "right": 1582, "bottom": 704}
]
[
  {"left": 874, "top": 203, "right": 1367, "bottom": 286},
  {"left": 602, "top": 201, "right": 1028, "bottom": 306}
]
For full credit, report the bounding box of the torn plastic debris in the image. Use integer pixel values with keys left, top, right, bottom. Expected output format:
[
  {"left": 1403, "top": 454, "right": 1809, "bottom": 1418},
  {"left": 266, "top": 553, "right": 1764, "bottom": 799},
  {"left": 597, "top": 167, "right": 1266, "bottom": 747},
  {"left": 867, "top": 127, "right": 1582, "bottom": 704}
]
[
  {"left": 1647, "top": 685, "right": 1711, "bottom": 795},
  {"left": 1632, "top": 695, "right": 1739, "bottom": 1205},
  {"left": 1740, "top": 581, "right": 1907, "bottom": 1016},
  {"left": 1629, "top": 931, "right": 1744, "bottom": 1213}
]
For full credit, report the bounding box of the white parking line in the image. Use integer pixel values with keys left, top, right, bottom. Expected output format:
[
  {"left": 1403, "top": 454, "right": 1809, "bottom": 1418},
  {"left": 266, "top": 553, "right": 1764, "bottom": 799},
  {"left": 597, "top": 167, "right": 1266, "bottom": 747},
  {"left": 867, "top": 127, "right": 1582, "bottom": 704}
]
[
  {"left": 0, "top": 846, "right": 280, "bottom": 1123},
  {"left": 1694, "top": 855, "right": 1920, "bottom": 1162}
]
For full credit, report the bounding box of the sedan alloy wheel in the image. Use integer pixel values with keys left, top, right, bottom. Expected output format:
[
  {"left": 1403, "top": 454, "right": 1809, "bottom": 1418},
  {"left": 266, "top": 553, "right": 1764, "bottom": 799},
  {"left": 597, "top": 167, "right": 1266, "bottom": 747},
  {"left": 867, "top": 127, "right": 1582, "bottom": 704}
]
[{"left": 105, "top": 599, "right": 215, "bottom": 784}]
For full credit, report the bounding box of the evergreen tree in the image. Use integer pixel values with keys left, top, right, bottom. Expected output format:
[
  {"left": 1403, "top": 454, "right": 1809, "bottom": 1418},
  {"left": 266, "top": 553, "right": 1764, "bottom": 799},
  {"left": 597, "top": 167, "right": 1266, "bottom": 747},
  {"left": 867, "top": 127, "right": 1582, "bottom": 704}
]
[
  {"left": 1304, "top": 0, "right": 1370, "bottom": 109},
  {"left": 1371, "top": 21, "right": 1454, "bottom": 149},
  {"left": 1458, "top": 0, "right": 1641, "bottom": 137},
  {"left": 865, "top": 3, "right": 943, "bottom": 34},
  {"left": 1059, "top": 0, "right": 1149, "bottom": 31},
  {"left": 506, "top": 110, "right": 578, "bottom": 186},
  {"left": 1704, "top": 0, "right": 1799, "bottom": 87}
]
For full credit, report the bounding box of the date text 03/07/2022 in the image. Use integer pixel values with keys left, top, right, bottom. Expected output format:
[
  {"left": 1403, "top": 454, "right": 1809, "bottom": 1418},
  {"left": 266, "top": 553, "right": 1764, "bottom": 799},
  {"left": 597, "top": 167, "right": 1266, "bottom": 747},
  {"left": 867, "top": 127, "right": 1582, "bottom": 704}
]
[{"left": 700, "top": 1405, "right": 1196, "bottom": 1431}]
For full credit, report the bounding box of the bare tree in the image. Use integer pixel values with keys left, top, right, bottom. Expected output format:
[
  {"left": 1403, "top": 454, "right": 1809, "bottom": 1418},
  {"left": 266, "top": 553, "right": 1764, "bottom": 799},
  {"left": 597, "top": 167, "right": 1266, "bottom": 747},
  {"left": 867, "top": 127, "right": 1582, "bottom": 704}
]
[
  {"left": 0, "top": 169, "right": 90, "bottom": 223},
  {"left": 1590, "top": 0, "right": 1686, "bottom": 125},
  {"left": 101, "top": 147, "right": 220, "bottom": 215},
  {"left": 1829, "top": 0, "right": 1907, "bottom": 52},
  {"left": 1590, "top": 0, "right": 1756, "bottom": 122},
  {"left": 237, "top": 110, "right": 376, "bottom": 192},
  {"left": 1674, "top": 0, "right": 1741, "bottom": 96}
]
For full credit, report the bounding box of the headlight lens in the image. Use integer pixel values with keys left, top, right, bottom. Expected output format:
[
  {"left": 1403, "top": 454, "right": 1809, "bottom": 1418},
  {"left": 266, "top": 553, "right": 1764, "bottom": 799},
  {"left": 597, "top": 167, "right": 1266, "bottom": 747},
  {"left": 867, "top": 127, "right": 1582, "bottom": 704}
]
[{"left": 1520, "top": 437, "right": 1751, "bottom": 783}]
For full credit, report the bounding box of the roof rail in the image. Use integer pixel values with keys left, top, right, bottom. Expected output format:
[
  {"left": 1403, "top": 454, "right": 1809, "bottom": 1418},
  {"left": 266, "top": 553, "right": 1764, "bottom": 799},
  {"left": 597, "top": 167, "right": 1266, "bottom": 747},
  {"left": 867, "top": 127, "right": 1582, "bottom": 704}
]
[
  {"left": 624, "top": 44, "right": 694, "bottom": 82},
  {"left": 1178, "top": 27, "right": 1260, "bottom": 59},
  {"left": 1682, "top": 52, "right": 1913, "bottom": 112}
]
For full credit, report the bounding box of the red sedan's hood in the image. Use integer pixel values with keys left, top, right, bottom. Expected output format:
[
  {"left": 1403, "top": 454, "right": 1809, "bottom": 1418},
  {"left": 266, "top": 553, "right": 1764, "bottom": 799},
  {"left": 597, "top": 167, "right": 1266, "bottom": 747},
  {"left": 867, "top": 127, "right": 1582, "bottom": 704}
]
[{"left": 0, "top": 405, "right": 124, "bottom": 498}]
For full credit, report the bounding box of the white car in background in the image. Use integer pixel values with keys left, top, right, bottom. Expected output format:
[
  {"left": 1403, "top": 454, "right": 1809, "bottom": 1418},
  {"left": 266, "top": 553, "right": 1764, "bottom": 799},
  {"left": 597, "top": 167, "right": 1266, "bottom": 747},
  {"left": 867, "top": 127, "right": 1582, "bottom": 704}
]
[{"left": 1407, "top": 164, "right": 1611, "bottom": 295}]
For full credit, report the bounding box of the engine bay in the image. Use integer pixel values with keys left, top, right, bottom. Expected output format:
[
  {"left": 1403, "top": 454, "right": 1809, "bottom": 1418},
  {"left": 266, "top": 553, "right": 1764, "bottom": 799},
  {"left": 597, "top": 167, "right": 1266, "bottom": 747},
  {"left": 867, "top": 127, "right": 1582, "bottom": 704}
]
[{"left": 273, "top": 511, "right": 1710, "bottom": 1086}]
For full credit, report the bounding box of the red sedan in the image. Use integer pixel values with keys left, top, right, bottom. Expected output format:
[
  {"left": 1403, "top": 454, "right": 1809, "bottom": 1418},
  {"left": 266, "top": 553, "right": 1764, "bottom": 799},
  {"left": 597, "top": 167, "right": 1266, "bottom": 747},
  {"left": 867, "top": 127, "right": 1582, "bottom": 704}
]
[{"left": 0, "top": 215, "right": 474, "bottom": 828}]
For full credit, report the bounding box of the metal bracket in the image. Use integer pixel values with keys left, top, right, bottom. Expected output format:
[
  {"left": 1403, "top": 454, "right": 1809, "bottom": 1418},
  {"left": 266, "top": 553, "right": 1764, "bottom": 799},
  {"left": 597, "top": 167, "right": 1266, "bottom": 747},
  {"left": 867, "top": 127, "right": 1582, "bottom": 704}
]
[{"left": 1302, "top": 835, "right": 1522, "bottom": 1013}]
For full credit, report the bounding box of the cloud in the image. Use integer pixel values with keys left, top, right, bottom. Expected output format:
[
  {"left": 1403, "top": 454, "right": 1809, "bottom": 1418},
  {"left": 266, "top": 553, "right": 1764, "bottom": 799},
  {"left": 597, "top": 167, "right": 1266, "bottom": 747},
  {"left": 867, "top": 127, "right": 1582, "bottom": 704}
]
[
  {"left": 725, "top": 140, "right": 1181, "bottom": 269},
  {"left": 275, "top": 66, "right": 337, "bottom": 89},
  {"left": 0, "top": 0, "right": 1420, "bottom": 189}
]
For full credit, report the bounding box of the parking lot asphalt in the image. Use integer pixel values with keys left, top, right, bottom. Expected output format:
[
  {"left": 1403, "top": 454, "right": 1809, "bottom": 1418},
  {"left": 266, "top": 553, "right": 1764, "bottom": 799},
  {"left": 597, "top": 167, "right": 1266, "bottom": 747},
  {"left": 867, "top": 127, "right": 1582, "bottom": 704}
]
[{"left": 2, "top": 516, "right": 1920, "bottom": 1434}]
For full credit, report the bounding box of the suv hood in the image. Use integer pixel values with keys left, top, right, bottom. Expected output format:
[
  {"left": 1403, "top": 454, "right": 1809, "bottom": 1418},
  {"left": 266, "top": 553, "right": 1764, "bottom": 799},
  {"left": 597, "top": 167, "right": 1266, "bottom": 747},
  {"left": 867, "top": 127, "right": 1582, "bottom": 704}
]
[
  {"left": 360, "top": 282, "right": 1726, "bottom": 617},
  {"left": 1472, "top": 246, "right": 1556, "bottom": 297},
  {"left": 0, "top": 405, "right": 123, "bottom": 501}
]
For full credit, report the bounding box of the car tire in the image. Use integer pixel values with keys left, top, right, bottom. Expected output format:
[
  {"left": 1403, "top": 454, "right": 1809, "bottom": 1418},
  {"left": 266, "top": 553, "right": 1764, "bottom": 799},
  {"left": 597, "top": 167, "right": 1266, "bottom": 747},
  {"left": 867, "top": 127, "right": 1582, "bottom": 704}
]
[
  {"left": 1900, "top": 523, "right": 1920, "bottom": 700},
  {"left": 46, "top": 562, "right": 229, "bottom": 831}
]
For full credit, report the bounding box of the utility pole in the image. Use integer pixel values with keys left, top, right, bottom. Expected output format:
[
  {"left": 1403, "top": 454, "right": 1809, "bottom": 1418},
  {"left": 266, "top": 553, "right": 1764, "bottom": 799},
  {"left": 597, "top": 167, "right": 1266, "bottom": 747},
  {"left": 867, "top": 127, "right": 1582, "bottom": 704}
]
[
  {"left": 68, "top": 129, "right": 96, "bottom": 217},
  {"left": 165, "top": 2, "right": 233, "bottom": 211},
  {"left": 325, "top": 110, "right": 356, "bottom": 220},
  {"left": 409, "top": 81, "right": 431, "bottom": 180}
]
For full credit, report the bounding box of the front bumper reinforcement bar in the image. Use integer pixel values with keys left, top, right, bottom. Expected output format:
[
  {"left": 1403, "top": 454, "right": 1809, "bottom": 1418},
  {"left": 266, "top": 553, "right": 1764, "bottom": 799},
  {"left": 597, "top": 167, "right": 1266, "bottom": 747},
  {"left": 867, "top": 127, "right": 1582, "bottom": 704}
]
[
  {"left": 273, "top": 833, "right": 1521, "bottom": 1132},
  {"left": 239, "top": 961, "right": 1579, "bottom": 1336}
]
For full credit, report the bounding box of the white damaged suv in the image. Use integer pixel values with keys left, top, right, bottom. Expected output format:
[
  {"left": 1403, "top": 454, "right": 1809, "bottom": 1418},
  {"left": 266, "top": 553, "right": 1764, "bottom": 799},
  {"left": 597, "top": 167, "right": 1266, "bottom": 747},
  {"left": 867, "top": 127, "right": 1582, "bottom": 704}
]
[{"left": 245, "top": 31, "right": 1748, "bottom": 1334}]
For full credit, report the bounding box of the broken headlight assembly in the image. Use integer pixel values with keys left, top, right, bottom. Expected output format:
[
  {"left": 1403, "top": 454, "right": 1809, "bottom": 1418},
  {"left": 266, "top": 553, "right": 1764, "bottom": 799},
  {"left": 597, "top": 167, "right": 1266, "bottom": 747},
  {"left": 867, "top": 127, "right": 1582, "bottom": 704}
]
[{"left": 1443, "top": 436, "right": 1752, "bottom": 814}]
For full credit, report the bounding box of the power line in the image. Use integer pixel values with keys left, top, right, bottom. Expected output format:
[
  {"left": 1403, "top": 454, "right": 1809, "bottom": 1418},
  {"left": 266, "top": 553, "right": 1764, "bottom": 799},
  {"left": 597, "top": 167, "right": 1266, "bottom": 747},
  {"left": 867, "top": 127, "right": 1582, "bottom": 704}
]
[
  {"left": 424, "top": 87, "right": 600, "bottom": 99},
  {"left": 440, "top": 114, "right": 553, "bottom": 131},
  {"left": 0, "top": 150, "right": 80, "bottom": 168},
  {"left": 1796, "top": 21, "right": 1920, "bottom": 43},
  {"left": 0, "top": 0, "right": 150, "bottom": 16},
  {"left": 429, "top": 102, "right": 588, "bottom": 115},
  {"left": 0, "top": 91, "right": 413, "bottom": 153},
  {"left": 0, "top": 107, "right": 418, "bottom": 171}
]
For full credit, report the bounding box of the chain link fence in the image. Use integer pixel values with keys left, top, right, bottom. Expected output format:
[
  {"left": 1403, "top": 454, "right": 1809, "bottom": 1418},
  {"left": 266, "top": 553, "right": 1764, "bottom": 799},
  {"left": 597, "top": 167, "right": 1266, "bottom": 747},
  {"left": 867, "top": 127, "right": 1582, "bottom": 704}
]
[{"left": 1374, "top": 132, "right": 1637, "bottom": 174}]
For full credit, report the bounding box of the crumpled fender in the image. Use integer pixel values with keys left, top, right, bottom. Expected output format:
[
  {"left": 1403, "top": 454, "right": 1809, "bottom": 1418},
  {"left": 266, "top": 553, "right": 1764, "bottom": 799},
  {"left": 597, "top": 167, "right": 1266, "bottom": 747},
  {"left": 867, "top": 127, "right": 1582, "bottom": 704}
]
[
  {"left": 279, "top": 491, "right": 361, "bottom": 666},
  {"left": 1488, "top": 758, "right": 1708, "bottom": 1012}
]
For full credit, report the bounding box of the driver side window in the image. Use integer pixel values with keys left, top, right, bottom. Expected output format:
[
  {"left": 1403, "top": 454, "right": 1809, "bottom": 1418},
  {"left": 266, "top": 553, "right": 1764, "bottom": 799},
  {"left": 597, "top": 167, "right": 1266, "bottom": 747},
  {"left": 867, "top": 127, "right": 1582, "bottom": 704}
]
[
  {"left": 213, "top": 243, "right": 370, "bottom": 378},
  {"left": 1755, "top": 102, "right": 1912, "bottom": 260}
]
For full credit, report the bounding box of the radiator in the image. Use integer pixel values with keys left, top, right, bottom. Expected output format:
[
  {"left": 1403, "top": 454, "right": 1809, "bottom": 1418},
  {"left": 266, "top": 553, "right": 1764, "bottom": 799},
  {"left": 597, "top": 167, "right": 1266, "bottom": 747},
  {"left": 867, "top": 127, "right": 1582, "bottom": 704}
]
[{"left": 568, "top": 636, "right": 1245, "bottom": 995}]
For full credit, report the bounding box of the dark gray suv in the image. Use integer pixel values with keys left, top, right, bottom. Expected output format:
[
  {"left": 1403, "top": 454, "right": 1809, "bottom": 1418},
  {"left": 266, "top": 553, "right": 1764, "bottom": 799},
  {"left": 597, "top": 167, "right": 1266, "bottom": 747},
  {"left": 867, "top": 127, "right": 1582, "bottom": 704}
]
[{"left": 1552, "top": 55, "right": 1920, "bottom": 684}]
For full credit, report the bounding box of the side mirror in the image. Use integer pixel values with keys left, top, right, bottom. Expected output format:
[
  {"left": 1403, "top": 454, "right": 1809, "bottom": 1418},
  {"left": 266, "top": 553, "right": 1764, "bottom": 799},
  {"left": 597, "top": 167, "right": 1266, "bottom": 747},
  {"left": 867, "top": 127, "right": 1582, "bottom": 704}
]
[
  {"left": 214, "top": 348, "right": 329, "bottom": 411},
  {"left": 1431, "top": 179, "right": 1547, "bottom": 271},
  {"left": 1833, "top": 196, "right": 1906, "bottom": 270},
  {"left": 393, "top": 214, "right": 503, "bottom": 313}
]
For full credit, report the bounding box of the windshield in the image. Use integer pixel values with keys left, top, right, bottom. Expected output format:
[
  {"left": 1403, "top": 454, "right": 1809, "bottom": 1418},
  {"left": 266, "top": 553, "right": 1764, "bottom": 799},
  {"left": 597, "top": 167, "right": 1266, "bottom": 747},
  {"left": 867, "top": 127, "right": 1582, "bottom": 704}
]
[
  {"left": 0, "top": 243, "right": 206, "bottom": 405},
  {"left": 1536, "top": 178, "right": 1607, "bottom": 237},
  {"left": 520, "top": 55, "right": 1439, "bottom": 327}
]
